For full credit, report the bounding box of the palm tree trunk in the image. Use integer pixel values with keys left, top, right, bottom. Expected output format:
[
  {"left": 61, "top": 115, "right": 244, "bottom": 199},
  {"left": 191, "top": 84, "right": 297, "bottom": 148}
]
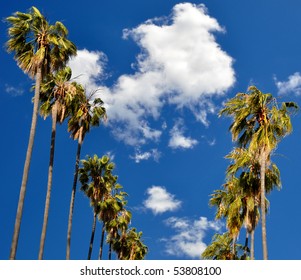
[
  {"left": 108, "top": 242, "right": 112, "bottom": 260},
  {"left": 232, "top": 236, "right": 236, "bottom": 260},
  {"left": 243, "top": 231, "right": 249, "bottom": 259},
  {"left": 38, "top": 102, "right": 58, "bottom": 260},
  {"left": 260, "top": 148, "right": 268, "bottom": 260},
  {"left": 129, "top": 245, "right": 136, "bottom": 260},
  {"left": 98, "top": 222, "right": 105, "bottom": 260},
  {"left": 250, "top": 229, "right": 255, "bottom": 260},
  {"left": 10, "top": 66, "right": 42, "bottom": 260},
  {"left": 88, "top": 212, "right": 97, "bottom": 260},
  {"left": 66, "top": 127, "right": 83, "bottom": 259}
]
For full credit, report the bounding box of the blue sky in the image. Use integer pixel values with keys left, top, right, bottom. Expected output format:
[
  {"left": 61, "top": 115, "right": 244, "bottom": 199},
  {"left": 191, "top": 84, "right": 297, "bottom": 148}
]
[{"left": 1, "top": 0, "right": 301, "bottom": 260}]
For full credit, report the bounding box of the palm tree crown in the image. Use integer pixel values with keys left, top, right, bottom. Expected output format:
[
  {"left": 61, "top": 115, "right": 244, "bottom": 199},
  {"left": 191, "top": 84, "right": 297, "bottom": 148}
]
[{"left": 6, "top": 6, "right": 76, "bottom": 77}]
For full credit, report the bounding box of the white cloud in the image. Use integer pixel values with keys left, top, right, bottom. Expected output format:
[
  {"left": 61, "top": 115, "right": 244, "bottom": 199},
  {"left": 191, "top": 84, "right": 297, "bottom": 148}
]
[
  {"left": 201, "top": 135, "right": 216, "bottom": 146},
  {"left": 168, "top": 119, "right": 198, "bottom": 149},
  {"left": 68, "top": 49, "right": 107, "bottom": 93},
  {"left": 5, "top": 84, "right": 24, "bottom": 97},
  {"left": 143, "top": 186, "right": 182, "bottom": 215},
  {"left": 69, "top": 3, "right": 235, "bottom": 146},
  {"left": 162, "top": 216, "right": 223, "bottom": 258},
  {"left": 130, "top": 148, "right": 161, "bottom": 163},
  {"left": 275, "top": 72, "right": 301, "bottom": 95},
  {"left": 105, "top": 151, "right": 115, "bottom": 161}
]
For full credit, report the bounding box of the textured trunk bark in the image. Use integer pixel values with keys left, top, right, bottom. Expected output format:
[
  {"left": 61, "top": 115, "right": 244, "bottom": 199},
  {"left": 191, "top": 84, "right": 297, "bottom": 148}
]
[
  {"left": 250, "top": 229, "right": 255, "bottom": 260},
  {"left": 10, "top": 66, "right": 42, "bottom": 260},
  {"left": 108, "top": 242, "right": 112, "bottom": 260},
  {"left": 244, "top": 231, "right": 249, "bottom": 259},
  {"left": 38, "top": 102, "right": 58, "bottom": 260},
  {"left": 232, "top": 239, "right": 236, "bottom": 260},
  {"left": 260, "top": 148, "right": 268, "bottom": 260},
  {"left": 66, "top": 127, "right": 83, "bottom": 259},
  {"left": 98, "top": 222, "right": 105, "bottom": 260},
  {"left": 88, "top": 212, "right": 97, "bottom": 260}
]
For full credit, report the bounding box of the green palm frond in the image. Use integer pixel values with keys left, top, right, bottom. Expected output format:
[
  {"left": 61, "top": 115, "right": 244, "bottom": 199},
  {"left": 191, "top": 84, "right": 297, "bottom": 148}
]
[{"left": 6, "top": 6, "right": 77, "bottom": 78}]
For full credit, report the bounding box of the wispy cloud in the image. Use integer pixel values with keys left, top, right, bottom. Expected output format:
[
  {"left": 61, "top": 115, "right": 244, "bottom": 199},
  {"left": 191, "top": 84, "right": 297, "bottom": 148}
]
[
  {"left": 104, "top": 150, "right": 116, "bottom": 161},
  {"left": 274, "top": 72, "right": 301, "bottom": 95},
  {"left": 5, "top": 84, "right": 24, "bottom": 97},
  {"left": 168, "top": 119, "right": 198, "bottom": 149},
  {"left": 161, "top": 216, "right": 223, "bottom": 259},
  {"left": 69, "top": 3, "right": 235, "bottom": 146},
  {"left": 130, "top": 148, "right": 161, "bottom": 163},
  {"left": 143, "top": 186, "right": 182, "bottom": 215},
  {"left": 201, "top": 135, "right": 216, "bottom": 146}
]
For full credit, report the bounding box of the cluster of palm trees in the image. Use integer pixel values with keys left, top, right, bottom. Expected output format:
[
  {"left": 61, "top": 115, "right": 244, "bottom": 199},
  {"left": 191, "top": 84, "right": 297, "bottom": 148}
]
[
  {"left": 79, "top": 155, "right": 148, "bottom": 260},
  {"left": 202, "top": 86, "right": 298, "bottom": 260},
  {"left": 6, "top": 6, "right": 147, "bottom": 260}
]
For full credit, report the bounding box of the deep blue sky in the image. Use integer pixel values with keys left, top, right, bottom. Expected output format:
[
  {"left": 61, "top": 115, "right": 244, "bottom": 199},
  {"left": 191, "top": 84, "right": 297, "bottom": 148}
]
[{"left": 1, "top": 0, "right": 301, "bottom": 260}]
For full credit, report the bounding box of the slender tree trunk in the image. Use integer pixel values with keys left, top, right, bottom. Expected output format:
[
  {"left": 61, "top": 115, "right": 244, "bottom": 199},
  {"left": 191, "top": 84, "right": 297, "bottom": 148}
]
[
  {"left": 250, "top": 229, "right": 255, "bottom": 260},
  {"left": 10, "top": 66, "right": 42, "bottom": 260},
  {"left": 243, "top": 231, "right": 249, "bottom": 259},
  {"left": 98, "top": 222, "right": 105, "bottom": 260},
  {"left": 108, "top": 242, "right": 112, "bottom": 260},
  {"left": 232, "top": 236, "right": 236, "bottom": 260},
  {"left": 38, "top": 102, "right": 58, "bottom": 260},
  {"left": 88, "top": 212, "right": 97, "bottom": 260},
  {"left": 260, "top": 148, "right": 268, "bottom": 260},
  {"left": 66, "top": 127, "right": 83, "bottom": 259},
  {"left": 129, "top": 245, "right": 136, "bottom": 260}
]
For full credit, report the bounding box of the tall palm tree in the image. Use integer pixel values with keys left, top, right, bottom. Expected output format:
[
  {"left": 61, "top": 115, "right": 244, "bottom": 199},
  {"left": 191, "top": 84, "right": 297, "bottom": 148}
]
[
  {"left": 226, "top": 147, "right": 281, "bottom": 259},
  {"left": 220, "top": 86, "right": 297, "bottom": 259},
  {"left": 66, "top": 96, "right": 106, "bottom": 259},
  {"left": 79, "top": 155, "right": 115, "bottom": 259},
  {"left": 209, "top": 177, "right": 245, "bottom": 258},
  {"left": 210, "top": 146, "right": 281, "bottom": 259},
  {"left": 38, "top": 67, "right": 80, "bottom": 259},
  {"left": 6, "top": 6, "right": 76, "bottom": 259},
  {"left": 102, "top": 191, "right": 130, "bottom": 260}
]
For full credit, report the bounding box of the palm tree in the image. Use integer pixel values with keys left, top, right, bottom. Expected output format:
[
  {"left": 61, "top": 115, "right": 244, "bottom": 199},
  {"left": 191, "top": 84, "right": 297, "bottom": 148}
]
[
  {"left": 38, "top": 67, "right": 80, "bottom": 259},
  {"left": 209, "top": 177, "right": 245, "bottom": 258},
  {"left": 102, "top": 192, "right": 130, "bottom": 260},
  {"left": 6, "top": 6, "right": 76, "bottom": 259},
  {"left": 79, "top": 155, "right": 115, "bottom": 259},
  {"left": 113, "top": 228, "right": 148, "bottom": 260},
  {"left": 226, "top": 147, "right": 281, "bottom": 259},
  {"left": 210, "top": 146, "right": 281, "bottom": 259},
  {"left": 220, "top": 86, "right": 297, "bottom": 259},
  {"left": 66, "top": 96, "right": 106, "bottom": 259},
  {"left": 202, "top": 232, "right": 244, "bottom": 260}
]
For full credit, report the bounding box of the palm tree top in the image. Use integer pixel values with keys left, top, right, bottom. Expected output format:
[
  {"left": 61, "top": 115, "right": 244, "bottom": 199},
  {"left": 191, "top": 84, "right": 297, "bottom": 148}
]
[
  {"left": 219, "top": 86, "right": 298, "bottom": 150},
  {"left": 68, "top": 89, "right": 107, "bottom": 140},
  {"left": 6, "top": 6, "right": 77, "bottom": 78}
]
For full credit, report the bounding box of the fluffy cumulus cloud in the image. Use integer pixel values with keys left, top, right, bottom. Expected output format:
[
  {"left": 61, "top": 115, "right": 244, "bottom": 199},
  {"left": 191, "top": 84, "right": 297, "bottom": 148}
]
[
  {"left": 143, "top": 186, "right": 182, "bottom": 215},
  {"left": 161, "top": 216, "right": 222, "bottom": 258},
  {"left": 168, "top": 119, "right": 198, "bottom": 149},
  {"left": 275, "top": 72, "right": 301, "bottom": 95},
  {"left": 69, "top": 3, "right": 235, "bottom": 147},
  {"left": 68, "top": 49, "right": 107, "bottom": 93}
]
